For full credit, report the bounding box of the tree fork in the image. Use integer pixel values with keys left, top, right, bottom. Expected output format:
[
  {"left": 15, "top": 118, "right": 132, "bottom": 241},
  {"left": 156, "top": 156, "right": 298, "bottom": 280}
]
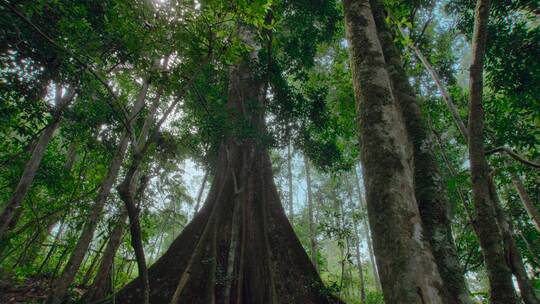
[{"left": 467, "top": 0, "right": 518, "bottom": 302}]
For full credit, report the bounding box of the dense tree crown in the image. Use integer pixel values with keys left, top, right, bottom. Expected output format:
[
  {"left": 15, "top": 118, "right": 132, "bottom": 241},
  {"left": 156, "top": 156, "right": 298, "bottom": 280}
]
[{"left": 0, "top": 0, "right": 538, "bottom": 303}]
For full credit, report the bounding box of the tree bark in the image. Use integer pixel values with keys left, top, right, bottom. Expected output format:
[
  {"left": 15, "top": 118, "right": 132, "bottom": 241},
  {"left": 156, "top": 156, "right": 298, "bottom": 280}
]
[
  {"left": 194, "top": 170, "right": 209, "bottom": 213},
  {"left": 370, "top": 1, "right": 473, "bottom": 303},
  {"left": 467, "top": 0, "right": 518, "bottom": 303},
  {"left": 512, "top": 174, "right": 540, "bottom": 232},
  {"left": 489, "top": 180, "right": 540, "bottom": 304},
  {"left": 344, "top": 0, "right": 446, "bottom": 302},
  {"left": 116, "top": 26, "right": 342, "bottom": 304},
  {"left": 403, "top": 4, "right": 535, "bottom": 302},
  {"left": 304, "top": 156, "right": 318, "bottom": 272},
  {"left": 83, "top": 213, "right": 127, "bottom": 303},
  {"left": 0, "top": 85, "right": 75, "bottom": 239}
]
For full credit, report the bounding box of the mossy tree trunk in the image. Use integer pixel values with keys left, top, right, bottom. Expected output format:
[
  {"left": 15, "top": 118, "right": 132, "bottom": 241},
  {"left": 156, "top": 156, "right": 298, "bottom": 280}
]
[
  {"left": 369, "top": 1, "right": 473, "bottom": 303},
  {"left": 115, "top": 27, "right": 342, "bottom": 304},
  {"left": 344, "top": 0, "right": 447, "bottom": 302}
]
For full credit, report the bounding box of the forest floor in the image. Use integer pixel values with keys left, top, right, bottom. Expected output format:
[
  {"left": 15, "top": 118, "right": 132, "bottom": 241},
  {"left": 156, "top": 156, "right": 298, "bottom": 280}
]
[
  {"left": 0, "top": 275, "right": 85, "bottom": 303},
  {"left": 0, "top": 275, "right": 51, "bottom": 303}
]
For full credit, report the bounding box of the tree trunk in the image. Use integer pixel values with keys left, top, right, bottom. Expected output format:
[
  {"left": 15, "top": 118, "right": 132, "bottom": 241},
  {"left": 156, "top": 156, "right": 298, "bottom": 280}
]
[
  {"left": 0, "top": 85, "right": 75, "bottom": 239},
  {"left": 403, "top": 3, "right": 534, "bottom": 301},
  {"left": 46, "top": 72, "right": 152, "bottom": 304},
  {"left": 347, "top": 178, "right": 366, "bottom": 303},
  {"left": 46, "top": 132, "right": 129, "bottom": 304},
  {"left": 287, "top": 143, "right": 294, "bottom": 223},
  {"left": 194, "top": 170, "right": 209, "bottom": 213},
  {"left": 118, "top": 168, "right": 151, "bottom": 304},
  {"left": 83, "top": 213, "right": 127, "bottom": 303},
  {"left": 115, "top": 28, "right": 342, "bottom": 304},
  {"left": 116, "top": 77, "right": 168, "bottom": 304},
  {"left": 397, "top": 26, "right": 468, "bottom": 140},
  {"left": 353, "top": 167, "right": 380, "bottom": 291},
  {"left": 344, "top": 0, "right": 446, "bottom": 302},
  {"left": 489, "top": 180, "right": 539, "bottom": 304},
  {"left": 512, "top": 174, "right": 540, "bottom": 232},
  {"left": 18, "top": 143, "right": 79, "bottom": 268},
  {"left": 304, "top": 156, "right": 318, "bottom": 272},
  {"left": 38, "top": 217, "right": 66, "bottom": 275},
  {"left": 370, "top": 1, "right": 473, "bottom": 303},
  {"left": 81, "top": 238, "right": 108, "bottom": 287},
  {"left": 467, "top": 0, "right": 518, "bottom": 303}
]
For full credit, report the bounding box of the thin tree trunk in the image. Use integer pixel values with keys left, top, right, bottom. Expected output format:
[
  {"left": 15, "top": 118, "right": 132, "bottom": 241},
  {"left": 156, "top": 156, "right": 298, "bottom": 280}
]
[
  {"left": 353, "top": 167, "right": 380, "bottom": 291},
  {"left": 347, "top": 178, "right": 366, "bottom": 303},
  {"left": 83, "top": 213, "right": 127, "bottom": 303},
  {"left": 18, "top": 143, "right": 79, "bottom": 268},
  {"left": 46, "top": 132, "right": 129, "bottom": 304},
  {"left": 344, "top": 0, "right": 446, "bottom": 302},
  {"left": 0, "top": 85, "right": 75, "bottom": 239},
  {"left": 516, "top": 226, "right": 540, "bottom": 266},
  {"left": 287, "top": 143, "right": 294, "bottom": 223},
  {"left": 81, "top": 239, "right": 108, "bottom": 287},
  {"left": 397, "top": 26, "right": 468, "bottom": 140},
  {"left": 512, "top": 174, "right": 540, "bottom": 232},
  {"left": 490, "top": 181, "right": 540, "bottom": 304},
  {"left": 467, "top": 0, "right": 517, "bottom": 302},
  {"left": 404, "top": 4, "right": 535, "bottom": 301},
  {"left": 38, "top": 218, "right": 66, "bottom": 275},
  {"left": 46, "top": 76, "right": 150, "bottom": 304},
  {"left": 370, "top": 1, "right": 473, "bottom": 302},
  {"left": 119, "top": 171, "right": 150, "bottom": 304},
  {"left": 116, "top": 75, "right": 167, "bottom": 304},
  {"left": 194, "top": 170, "right": 208, "bottom": 213},
  {"left": 304, "top": 156, "right": 318, "bottom": 272}
]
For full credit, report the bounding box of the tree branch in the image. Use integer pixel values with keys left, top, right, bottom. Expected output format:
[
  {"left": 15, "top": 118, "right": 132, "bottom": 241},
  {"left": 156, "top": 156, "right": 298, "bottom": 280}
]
[{"left": 485, "top": 146, "right": 540, "bottom": 170}]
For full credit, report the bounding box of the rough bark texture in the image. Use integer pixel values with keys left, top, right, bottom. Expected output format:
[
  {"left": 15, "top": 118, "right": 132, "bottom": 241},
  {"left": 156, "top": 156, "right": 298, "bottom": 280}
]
[
  {"left": 0, "top": 86, "right": 75, "bottom": 240},
  {"left": 370, "top": 2, "right": 472, "bottom": 303},
  {"left": 83, "top": 213, "right": 127, "bottom": 303},
  {"left": 467, "top": 0, "right": 518, "bottom": 303},
  {"left": 344, "top": 0, "right": 446, "bottom": 302},
  {"left": 304, "top": 156, "right": 318, "bottom": 272},
  {"left": 116, "top": 29, "right": 342, "bottom": 304}
]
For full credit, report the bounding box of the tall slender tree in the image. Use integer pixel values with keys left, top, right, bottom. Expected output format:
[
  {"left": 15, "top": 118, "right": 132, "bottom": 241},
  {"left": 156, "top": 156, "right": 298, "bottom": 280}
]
[{"left": 344, "top": 0, "right": 447, "bottom": 302}]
